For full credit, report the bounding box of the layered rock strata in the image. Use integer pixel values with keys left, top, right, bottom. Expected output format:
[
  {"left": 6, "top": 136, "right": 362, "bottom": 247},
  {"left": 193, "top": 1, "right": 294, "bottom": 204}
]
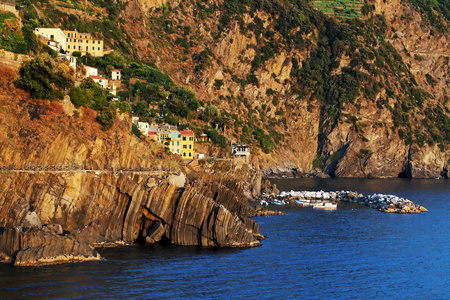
[{"left": 0, "top": 171, "right": 262, "bottom": 266}]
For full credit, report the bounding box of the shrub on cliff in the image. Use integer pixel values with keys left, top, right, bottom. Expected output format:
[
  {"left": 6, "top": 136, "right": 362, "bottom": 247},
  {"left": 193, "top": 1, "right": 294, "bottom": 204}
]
[
  {"left": 69, "top": 78, "right": 107, "bottom": 110},
  {"left": 207, "top": 129, "right": 228, "bottom": 149},
  {"left": 97, "top": 106, "right": 117, "bottom": 131},
  {"left": 15, "top": 54, "right": 74, "bottom": 100}
]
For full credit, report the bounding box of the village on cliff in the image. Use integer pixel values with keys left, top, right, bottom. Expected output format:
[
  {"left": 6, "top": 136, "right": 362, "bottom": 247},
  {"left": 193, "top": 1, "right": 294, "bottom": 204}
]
[{"left": 26, "top": 24, "right": 252, "bottom": 161}]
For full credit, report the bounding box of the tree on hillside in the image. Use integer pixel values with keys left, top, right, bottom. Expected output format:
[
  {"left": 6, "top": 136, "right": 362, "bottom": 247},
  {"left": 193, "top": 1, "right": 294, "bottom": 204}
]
[
  {"left": 15, "top": 54, "right": 75, "bottom": 100},
  {"left": 202, "top": 103, "right": 220, "bottom": 122},
  {"left": 69, "top": 77, "right": 107, "bottom": 110},
  {"left": 22, "top": 24, "right": 38, "bottom": 54},
  {"left": 97, "top": 106, "right": 117, "bottom": 131}
]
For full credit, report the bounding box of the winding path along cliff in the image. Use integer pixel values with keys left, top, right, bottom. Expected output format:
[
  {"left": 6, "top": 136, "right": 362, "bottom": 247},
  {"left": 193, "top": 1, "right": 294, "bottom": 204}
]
[{"left": 0, "top": 69, "right": 263, "bottom": 266}]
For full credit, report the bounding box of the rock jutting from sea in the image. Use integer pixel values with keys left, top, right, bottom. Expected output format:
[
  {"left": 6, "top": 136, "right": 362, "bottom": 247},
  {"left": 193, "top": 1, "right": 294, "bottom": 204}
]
[
  {"left": 261, "top": 190, "right": 428, "bottom": 213},
  {"left": 0, "top": 171, "right": 265, "bottom": 266}
]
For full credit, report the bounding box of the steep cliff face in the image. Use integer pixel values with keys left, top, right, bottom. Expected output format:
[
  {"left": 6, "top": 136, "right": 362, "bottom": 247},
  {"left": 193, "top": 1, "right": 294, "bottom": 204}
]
[
  {"left": 114, "top": 0, "right": 448, "bottom": 177},
  {"left": 0, "top": 71, "right": 262, "bottom": 266}
]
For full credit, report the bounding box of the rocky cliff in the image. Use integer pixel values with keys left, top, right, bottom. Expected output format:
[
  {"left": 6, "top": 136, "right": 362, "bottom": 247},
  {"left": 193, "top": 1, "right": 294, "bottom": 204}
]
[
  {"left": 120, "top": 0, "right": 449, "bottom": 178},
  {"left": 0, "top": 171, "right": 262, "bottom": 266},
  {"left": 0, "top": 69, "right": 263, "bottom": 266}
]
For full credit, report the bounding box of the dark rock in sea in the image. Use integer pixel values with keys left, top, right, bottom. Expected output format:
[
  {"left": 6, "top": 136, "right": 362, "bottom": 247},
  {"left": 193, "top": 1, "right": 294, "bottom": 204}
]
[
  {"left": 0, "top": 227, "right": 100, "bottom": 266},
  {"left": 0, "top": 172, "right": 262, "bottom": 265},
  {"left": 262, "top": 167, "right": 330, "bottom": 179}
]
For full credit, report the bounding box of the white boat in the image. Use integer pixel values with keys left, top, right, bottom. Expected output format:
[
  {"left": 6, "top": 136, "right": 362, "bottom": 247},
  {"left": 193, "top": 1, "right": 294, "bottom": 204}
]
[
  {"left": 260, "top": 200, "right": 269, "bottom": 207},
  {"left": 313, "top": 202, "right": 337, "bottom": 210},
  {"left": 272, "top": 199, "right": 285, "bottom": 205}
]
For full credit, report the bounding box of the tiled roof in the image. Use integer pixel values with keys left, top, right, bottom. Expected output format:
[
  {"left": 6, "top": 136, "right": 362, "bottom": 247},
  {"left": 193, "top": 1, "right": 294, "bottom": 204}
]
[
  {"left": 180, "top": 130, "right": 195, "bottom": 136},
  {"left": 89, "top": 75, "right": 105, "bottom": 80}
]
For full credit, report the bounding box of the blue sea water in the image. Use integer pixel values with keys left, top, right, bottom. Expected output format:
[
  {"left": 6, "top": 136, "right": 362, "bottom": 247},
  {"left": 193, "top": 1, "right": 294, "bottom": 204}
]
[{"left": 0, "top": 178, "right": 449, "bottom": 299}]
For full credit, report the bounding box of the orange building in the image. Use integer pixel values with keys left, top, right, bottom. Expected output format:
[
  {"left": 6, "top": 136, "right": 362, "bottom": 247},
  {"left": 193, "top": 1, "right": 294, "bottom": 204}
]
[{"left": 64, "top": 30, "right": 104, "bottom": 56}]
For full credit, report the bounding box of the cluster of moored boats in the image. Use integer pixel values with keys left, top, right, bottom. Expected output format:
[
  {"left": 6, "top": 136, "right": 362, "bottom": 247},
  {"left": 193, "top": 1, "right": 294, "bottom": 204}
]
[
  {"left": 260, "top": 190, "right": 428, "bottom": 213},
  {"left": 260, "top": 190, "right": 346, "bottom": 210}
]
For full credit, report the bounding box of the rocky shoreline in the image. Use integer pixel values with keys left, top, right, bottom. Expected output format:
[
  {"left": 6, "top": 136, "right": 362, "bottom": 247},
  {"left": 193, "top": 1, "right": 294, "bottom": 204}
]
[
  {"left": 0, "top": 171, "right": 266, "bottom": 266},
  {"left": 261, "top": 190, "right": 428, "bottom": 214},
  {"left": 262, "top": 166, "right": 450, "bottom": 179},
  {"left": 262, "top": 168, "right": 330, "bottom": 179}
]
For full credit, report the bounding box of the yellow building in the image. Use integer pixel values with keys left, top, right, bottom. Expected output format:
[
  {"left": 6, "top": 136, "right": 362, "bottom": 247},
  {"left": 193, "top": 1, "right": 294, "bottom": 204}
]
[
  {"left": 63, "top": 30, "right": 104, "bottom": 56},
  {"left": 180, "top": 130, "right": 195, "bottom": 159}
]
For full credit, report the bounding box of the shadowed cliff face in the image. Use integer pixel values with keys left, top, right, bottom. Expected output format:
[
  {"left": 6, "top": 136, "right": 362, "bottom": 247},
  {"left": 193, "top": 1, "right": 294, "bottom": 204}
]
[
  {"left": 0, "top": 171, "right": 261, "bottom": 266},
  {"left": 121, "top": 0, "right": 449, "bottom": 177}
]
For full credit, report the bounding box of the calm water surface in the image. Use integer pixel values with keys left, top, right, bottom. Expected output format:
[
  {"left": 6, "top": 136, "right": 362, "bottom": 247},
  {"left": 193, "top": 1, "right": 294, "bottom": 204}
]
[{"left": 0, "top": 178, "right": 449, "bottom": 299}]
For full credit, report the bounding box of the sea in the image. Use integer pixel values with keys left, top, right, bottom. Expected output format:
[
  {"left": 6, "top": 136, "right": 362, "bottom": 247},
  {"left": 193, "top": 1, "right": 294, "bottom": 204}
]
[{"left": 0, "top": 178, "right": 449, "bottom": 299}]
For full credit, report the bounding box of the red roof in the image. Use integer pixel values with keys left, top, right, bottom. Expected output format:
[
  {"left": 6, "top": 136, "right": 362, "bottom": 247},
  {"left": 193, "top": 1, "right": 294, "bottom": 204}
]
[
  {"left": 89, "top": 75, "right": 105, "bottom": 80},
  {"left": 112, "top": 69, "right": 120, "bottom": 72},
  {"left": 180, "top": 130, "right": 195, "bottom": 136}
]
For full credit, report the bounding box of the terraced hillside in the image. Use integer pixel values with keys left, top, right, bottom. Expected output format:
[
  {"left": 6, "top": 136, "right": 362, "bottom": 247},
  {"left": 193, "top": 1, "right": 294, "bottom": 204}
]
[{"left": 312, "top": 0, "right": 363, "bottom": 19}]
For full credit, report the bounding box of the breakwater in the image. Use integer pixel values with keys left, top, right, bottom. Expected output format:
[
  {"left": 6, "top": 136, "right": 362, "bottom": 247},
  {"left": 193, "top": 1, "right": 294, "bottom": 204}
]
[{"left": 261, "top": 190, "right": 428, "bottom": 213}]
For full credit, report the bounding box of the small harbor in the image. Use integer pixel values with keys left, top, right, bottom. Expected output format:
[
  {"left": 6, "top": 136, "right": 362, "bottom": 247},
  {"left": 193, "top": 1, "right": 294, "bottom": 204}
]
[{"left": 260, "top": 190, "right": 428, "bottom": 213}]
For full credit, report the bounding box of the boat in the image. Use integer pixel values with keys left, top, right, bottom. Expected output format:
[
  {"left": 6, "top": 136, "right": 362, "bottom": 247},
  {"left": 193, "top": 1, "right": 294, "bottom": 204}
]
[
  {"left": 271, "top": 199, "right": 285, "bottom": 205},
  {"left": 295, "top": 200, "right": 313, "bottom": 207},
  {"left": 260, "top": 200, "right": 269, "bottom": 207},
  {"left": 313, "top": 202, "right": 337, "bottom": 210}
]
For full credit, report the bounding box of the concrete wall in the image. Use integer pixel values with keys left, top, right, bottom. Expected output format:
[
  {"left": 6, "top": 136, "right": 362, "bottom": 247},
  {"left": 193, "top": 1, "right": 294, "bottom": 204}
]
[
  {"left": 0, "top": 0, "right": 16, "bottom": 16},
  {"left": 0, "top": 49, "right": 29, "bottom": 70}
]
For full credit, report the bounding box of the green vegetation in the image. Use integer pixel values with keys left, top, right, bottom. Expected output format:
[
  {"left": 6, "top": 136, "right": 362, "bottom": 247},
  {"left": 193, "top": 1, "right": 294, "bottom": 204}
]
[
  {"left": 131, "top": 123, "right": 144, "bottom": 138},
  {"left": 96, "top": 106, "right": 117, "bottom": 131},
  {"left": 8, "top": 0, "right": 450, "bottom": 151},
  {"left": 15, "top": 54, "right": 74, "bottom": 100},
  {"left": 312, "top": 0, "right": 363, "bottom": 19},
  {"left": 69, "top": 78, "right": 108, "bottom": 110},
  {"left": 0, "top": 12, "right": 38, "bottom": 54},
  {"left": 206, "top": 128, "right": 228, "bottom": 148}
]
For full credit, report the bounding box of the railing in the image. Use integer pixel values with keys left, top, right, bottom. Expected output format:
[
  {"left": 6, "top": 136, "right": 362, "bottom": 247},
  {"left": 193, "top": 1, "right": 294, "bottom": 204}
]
[{"left": 0, "top": 165, "right": 177, "bottom": 173}]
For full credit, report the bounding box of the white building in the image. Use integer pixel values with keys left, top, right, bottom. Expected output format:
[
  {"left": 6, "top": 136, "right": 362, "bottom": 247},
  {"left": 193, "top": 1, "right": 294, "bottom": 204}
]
[
  {"left": 89, "top": 75, "right": 107, "bottom": 89},
  {"left": 132, "top": 116, "right": 140, "bottom": 124},
  {"left": 232, "top": 143, "right": 250, "bottom": 158},
  {"left": 85, "top": 66, "right": 98, "bottom": 77},
  {"left": 137, "top": 122, "right": 150, "bottom": 136},
  {"left": 111, "top": 69, "right": 121, "bottom": 80},
  {"left": 34, "top": 28, "right": 67, "bottom": 52}
]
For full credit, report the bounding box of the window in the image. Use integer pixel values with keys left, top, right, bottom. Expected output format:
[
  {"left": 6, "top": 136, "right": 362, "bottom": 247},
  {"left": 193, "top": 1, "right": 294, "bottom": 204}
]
[
  {"left": 189, "top": 145, "right": 192, "bottom": 149},
  {"left": 177, "top": 141, "right": 179, "bottom": 146},
  {"left": 177, "top": 149, "right": 179, "bottom": 153},
  {"left": 183, "top": 153, "right": 186, "bottom": 157},
  {"left": 189, "top": 137, "right": 193, "bottom": 141},
  {"left": 67, "top": 45, "right": 70, "bottom": 49},
  {"left": 182, "top": 137, "right": 186, "bottom": 141},
  {"left": 74, "top": 39, "right": 76, "bottom": 42},
  {"left": 86, "top": 46, "right": 88, "bottom": 51},
  {"left": 188, "top": 152, "right": 192, "bottom": 157},
  {"left": 98, "top": 47, "right": 100, "bottom": 51},
  {"left": 98, "top": 41, "right": 101, "bottom": 44},
  {"left": 92, "top": 47, "right": 95, "bottom": 50},
  {"left": 183, "top": 145, "right": 187, "bottom": 149}
]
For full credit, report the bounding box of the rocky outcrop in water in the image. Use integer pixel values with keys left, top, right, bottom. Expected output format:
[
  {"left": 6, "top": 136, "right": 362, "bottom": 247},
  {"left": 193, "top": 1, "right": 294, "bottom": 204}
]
[
  {"left": 0, "top": 171, "right": 262, "bottom": 266},
  {"left": 0, "top": 227, "right": 101, "bottom": 266}
]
